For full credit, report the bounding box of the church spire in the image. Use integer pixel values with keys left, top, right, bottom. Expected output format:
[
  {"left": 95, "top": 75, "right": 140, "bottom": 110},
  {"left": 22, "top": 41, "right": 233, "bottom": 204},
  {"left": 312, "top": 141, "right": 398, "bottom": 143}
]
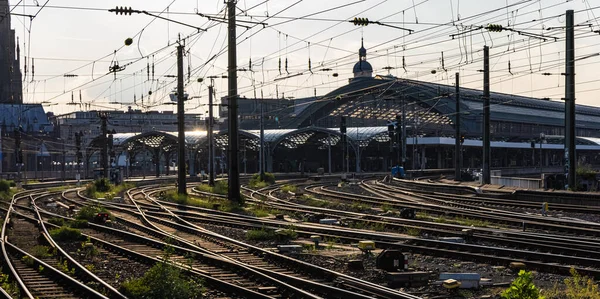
[
  {"left": 358, "top": 38, "right": 367, "bottom": 61},
  {"left": 353, "top": 38, "right": 373, "bottom": 79}
]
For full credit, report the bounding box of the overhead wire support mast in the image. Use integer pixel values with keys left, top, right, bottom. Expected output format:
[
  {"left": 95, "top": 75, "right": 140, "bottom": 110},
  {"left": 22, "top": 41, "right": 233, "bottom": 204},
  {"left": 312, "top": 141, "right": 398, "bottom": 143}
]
[
  {"left": 108, "top": 6, "right": 206, "bottom": 32},
  {"left": 350, "top": 17, "right": 413, "bottom": 33},
  {"left": 482, "top": 46, "right": 491, "bottom": 185},
  {"left": 177, "top": 41, "right": 187, "bottom": 195},
  {"left": 206, "top": 78, "right": 216, "bottom": 187},
  {"left": 454, "top": 73, "right": 461, "bottom": 181},
  {"left": 565, "top": 10, "right": 576, "bottom": 190},
  {"left": 227, "top": 0, "right": 241, "bottom": 203}
]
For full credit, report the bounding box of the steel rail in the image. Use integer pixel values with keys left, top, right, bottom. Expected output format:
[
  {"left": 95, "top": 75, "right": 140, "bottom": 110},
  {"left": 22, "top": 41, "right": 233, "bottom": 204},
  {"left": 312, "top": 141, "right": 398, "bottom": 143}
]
[
  {"left": 15, "top": 206, "right": 275, "bottom": 299},
  {"left": 140, "top": 187, "right": 419, "bottom": 299},
  {"left": 1, "top": 190, "right": 38, "bottom": 299},
  {"left": 29, "top": 192, "right": 127, "bottom": 299}
]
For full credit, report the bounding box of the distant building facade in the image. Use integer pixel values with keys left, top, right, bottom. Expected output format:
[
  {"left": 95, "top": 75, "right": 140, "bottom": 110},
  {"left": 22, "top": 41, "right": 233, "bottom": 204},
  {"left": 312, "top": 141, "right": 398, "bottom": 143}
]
[
  {"left": 0, "top": 103, "right": 53, "bottom": 174},
  {"left": 0, "top": 103, "right": 53, "bottom": 134},
  {"left": 51, "top": 107, "right": 205, "bottom": 142},
  {"left": 0, "top": 0, "right": 22, "bottom": 104},
  {"left": 219, "top": 97, "right": 317, "bottom": 130}
]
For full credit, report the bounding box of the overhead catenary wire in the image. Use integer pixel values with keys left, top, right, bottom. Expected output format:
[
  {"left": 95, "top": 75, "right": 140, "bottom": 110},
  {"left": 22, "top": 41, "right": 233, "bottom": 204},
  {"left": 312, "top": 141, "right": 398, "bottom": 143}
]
[{"left": 16, "top": 0, "right": 600, "bottom": 115}]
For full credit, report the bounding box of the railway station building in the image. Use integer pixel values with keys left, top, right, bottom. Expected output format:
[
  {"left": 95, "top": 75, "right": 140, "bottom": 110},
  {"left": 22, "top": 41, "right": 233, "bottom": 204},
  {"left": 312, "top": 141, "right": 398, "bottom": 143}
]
[{"left": 82, "top": 40, "right": 600, "bottom": 178}]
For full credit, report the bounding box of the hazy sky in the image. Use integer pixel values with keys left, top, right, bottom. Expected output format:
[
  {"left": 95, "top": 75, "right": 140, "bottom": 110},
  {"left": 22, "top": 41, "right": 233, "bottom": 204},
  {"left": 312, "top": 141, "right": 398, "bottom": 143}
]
[{"left": 9, "top": 0, "right": 600, "bottom": 116}]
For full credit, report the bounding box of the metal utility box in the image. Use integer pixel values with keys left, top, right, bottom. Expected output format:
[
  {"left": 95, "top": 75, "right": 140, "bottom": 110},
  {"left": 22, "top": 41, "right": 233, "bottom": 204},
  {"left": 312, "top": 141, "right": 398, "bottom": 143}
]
[{"left": 376, "top": 250, "right": 406, "bottom": 271}]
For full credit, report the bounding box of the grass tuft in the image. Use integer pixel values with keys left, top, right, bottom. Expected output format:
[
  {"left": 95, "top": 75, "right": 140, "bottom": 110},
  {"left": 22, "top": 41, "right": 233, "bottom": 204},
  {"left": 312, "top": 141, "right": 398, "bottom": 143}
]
[
  {"left": 280, "top": 185, "right": 297, "bottom": 193},
  {"left": 49, "top": 226, "right": 82, "bottom": 241},
  {"left": 246, "top": 228, "right": 276, "bottom": 241}
]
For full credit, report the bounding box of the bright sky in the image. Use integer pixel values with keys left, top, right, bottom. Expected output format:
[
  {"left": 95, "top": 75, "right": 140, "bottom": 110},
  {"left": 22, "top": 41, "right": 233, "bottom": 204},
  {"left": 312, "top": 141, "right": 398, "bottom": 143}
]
[{"left": 10, "top": 0, "right": 600, "bottom": 117}]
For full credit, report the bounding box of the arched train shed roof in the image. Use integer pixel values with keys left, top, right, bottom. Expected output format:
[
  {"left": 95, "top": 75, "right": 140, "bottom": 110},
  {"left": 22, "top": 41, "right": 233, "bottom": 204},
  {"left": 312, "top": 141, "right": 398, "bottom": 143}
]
[{"left": 106, "top": 127, "right": 394, "bottom": 152}]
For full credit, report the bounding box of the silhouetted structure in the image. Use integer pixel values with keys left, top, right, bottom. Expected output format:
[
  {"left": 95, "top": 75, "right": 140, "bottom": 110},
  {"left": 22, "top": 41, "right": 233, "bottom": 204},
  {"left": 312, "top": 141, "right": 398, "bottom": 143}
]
[{"left": 0, "top": 0, "right": 22, "bottom": 104}]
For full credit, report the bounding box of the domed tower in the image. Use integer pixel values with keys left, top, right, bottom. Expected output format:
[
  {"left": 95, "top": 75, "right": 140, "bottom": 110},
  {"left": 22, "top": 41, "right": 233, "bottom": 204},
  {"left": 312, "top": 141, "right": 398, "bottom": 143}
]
[{"left": 352, "top": 38, "right": 373, "bottom": 78}]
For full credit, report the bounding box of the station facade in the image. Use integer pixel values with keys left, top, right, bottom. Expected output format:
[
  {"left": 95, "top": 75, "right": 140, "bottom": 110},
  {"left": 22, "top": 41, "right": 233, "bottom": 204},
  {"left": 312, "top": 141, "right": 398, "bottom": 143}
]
[
  {"left": 8, "top": 39, "right": 600, "bottom": 179},
  {"left": 95, "top": 128, "right": 600, "bottom": 179}
]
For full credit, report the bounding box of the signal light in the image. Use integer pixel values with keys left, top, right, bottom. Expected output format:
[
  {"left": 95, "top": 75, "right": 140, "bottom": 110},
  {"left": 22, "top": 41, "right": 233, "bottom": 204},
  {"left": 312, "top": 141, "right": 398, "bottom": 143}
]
[
  {"left": 352, "top": 17, "right": 370, "bottom": 26},
  {"left": 14, "top": 129, "right": 21, "bottom": 147},
  {"left": 16, "top": 149, "right": 23, "bottom": 164},
  {"left": 388, "top": 124, "right": 395, "bottom": 138},
  {"left": 460, "top": 135, "right": 465, "bottom": 144}
]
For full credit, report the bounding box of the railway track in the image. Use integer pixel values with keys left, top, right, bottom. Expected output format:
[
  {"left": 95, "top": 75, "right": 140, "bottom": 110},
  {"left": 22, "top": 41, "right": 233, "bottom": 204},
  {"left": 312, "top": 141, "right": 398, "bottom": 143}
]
[
  {"left": 134, "top": 185, "right": 419, "bottom": 299},
  {"left": 61, "top": 189, "right": 324, "bottom": 299},
  {"left": 1, "top": 190, "right": 111, "bottom": 299},
  {"left": 54, "top": 186, "right": 414, "bottom": 299},
  {"left": 387, "top": 178, "right": 600, "bottom": 213},
  {"left": 4, "top": 187, "right": 302, "bottom": 298},
  {"left": 9, "top": 174, "right": 598, "bottom": 297},
  {"left": 230, "top": 182, "right": 600, "bottom": 278},
  {"left": 362, "top": 179, "right": 600, "bottom": 236}
]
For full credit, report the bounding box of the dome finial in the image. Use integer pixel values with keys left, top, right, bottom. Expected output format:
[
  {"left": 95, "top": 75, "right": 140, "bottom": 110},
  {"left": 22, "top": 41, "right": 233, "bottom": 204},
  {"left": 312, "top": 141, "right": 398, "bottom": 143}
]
[
  {"left": 353, "top": 38, "right": 373, "bottom": 79},
  {"left": 358, "top": 38, "right": 367, "bottom": 60}
]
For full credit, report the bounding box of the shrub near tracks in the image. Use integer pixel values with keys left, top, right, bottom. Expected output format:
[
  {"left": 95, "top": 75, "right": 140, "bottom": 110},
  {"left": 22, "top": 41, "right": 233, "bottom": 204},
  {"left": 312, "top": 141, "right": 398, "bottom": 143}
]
[
  {"left": 120, "top": 246, "right": 203, "bottom": 299},
  {"left": 0, "top": 179, "right": 15, "bottom": 201},
  {"left": 249, "top": 172, "right": 276, "bottom": 189},
  {"left": 85, "top": 178, "right": 134, "bottom": 200},
  {"left": 49, "top": 226, "right": 82, "bottom": 242}
]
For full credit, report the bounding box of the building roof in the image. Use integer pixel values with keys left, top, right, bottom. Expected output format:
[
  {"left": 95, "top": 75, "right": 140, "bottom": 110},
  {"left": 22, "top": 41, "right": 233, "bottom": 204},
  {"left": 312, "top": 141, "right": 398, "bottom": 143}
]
[
  {"left": 291, "top": 75, "right": 600, "bottom": 133},
  {"left": 353, "top": 60, "right": 373, "bottom": 74},
  {"left": 0, "top": 104, "right": 53, "bottom": 133},
  {"left": 104, "top": 127, "right": 600, "bottom": 155}
]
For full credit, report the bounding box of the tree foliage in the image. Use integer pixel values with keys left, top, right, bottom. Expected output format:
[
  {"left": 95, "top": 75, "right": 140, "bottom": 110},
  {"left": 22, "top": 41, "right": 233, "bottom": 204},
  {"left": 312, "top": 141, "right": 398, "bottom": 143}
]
[{"left": 502, "top": 270, "right": 544, "bottom": 299}]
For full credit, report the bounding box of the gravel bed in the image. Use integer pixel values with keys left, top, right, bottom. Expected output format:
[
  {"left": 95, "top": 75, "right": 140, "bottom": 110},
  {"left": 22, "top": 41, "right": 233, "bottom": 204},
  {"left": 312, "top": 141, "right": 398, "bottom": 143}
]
[
  {"left": 57, "top": 240, "right": 149, "bottom": 289},
  {"left": 275, "top": 190, "right": 387, "bottom": 216},
  {"left": 325, "top": 184, "right": 376, "bottom": 197},
  {"left": 56, "top": 240, "right": 229, "bottom": 298},
  {"left": 392, "top": 179, "right": 600, "bottom": 224},
  {"left": 199, "top": 222, "right": 295, "bottom": 248},
  {"left": 194, "top": 209, "right": 576, "bottom": 298},
  {"left": 294, "top": 250, "right": 569, "bottom": 298}
]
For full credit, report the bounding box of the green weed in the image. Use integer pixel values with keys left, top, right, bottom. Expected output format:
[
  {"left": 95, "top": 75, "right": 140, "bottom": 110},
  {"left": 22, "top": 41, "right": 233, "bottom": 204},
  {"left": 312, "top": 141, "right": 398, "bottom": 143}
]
[
  {"left": 120, "top": 246, "right": 203, "bottom": 299},
  {"left": 280, "top": 185, "right": 297, "bottom": 193},
  {"left": 370, "top": 222, "right": 386, "bottom": 232},
  {"left": 246, "top": 228, "right": 276, "bottom": 241},
  {"left": 302, "top": 243, "right": 316, "bottom": 252},
  {"left": 502, "top": 270, "right": 544, "bottom": 299},
  {"left": 50, "top": 226, "right": 82, "bottom": 241},
  {"left": 21, "top": 255, "right": 35, "bottom": 267},
  {"left": 31, "top": 245, "right": 52, "bottom": 258},
  {"left": 248, "top": 173, "right": 276, "bottom": 189},
  {"left": 405, "top": 227, "right": 421, "bottom": 237},
  {"left": 48, "top": 217, "right": 65, "bottom": 226}
]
